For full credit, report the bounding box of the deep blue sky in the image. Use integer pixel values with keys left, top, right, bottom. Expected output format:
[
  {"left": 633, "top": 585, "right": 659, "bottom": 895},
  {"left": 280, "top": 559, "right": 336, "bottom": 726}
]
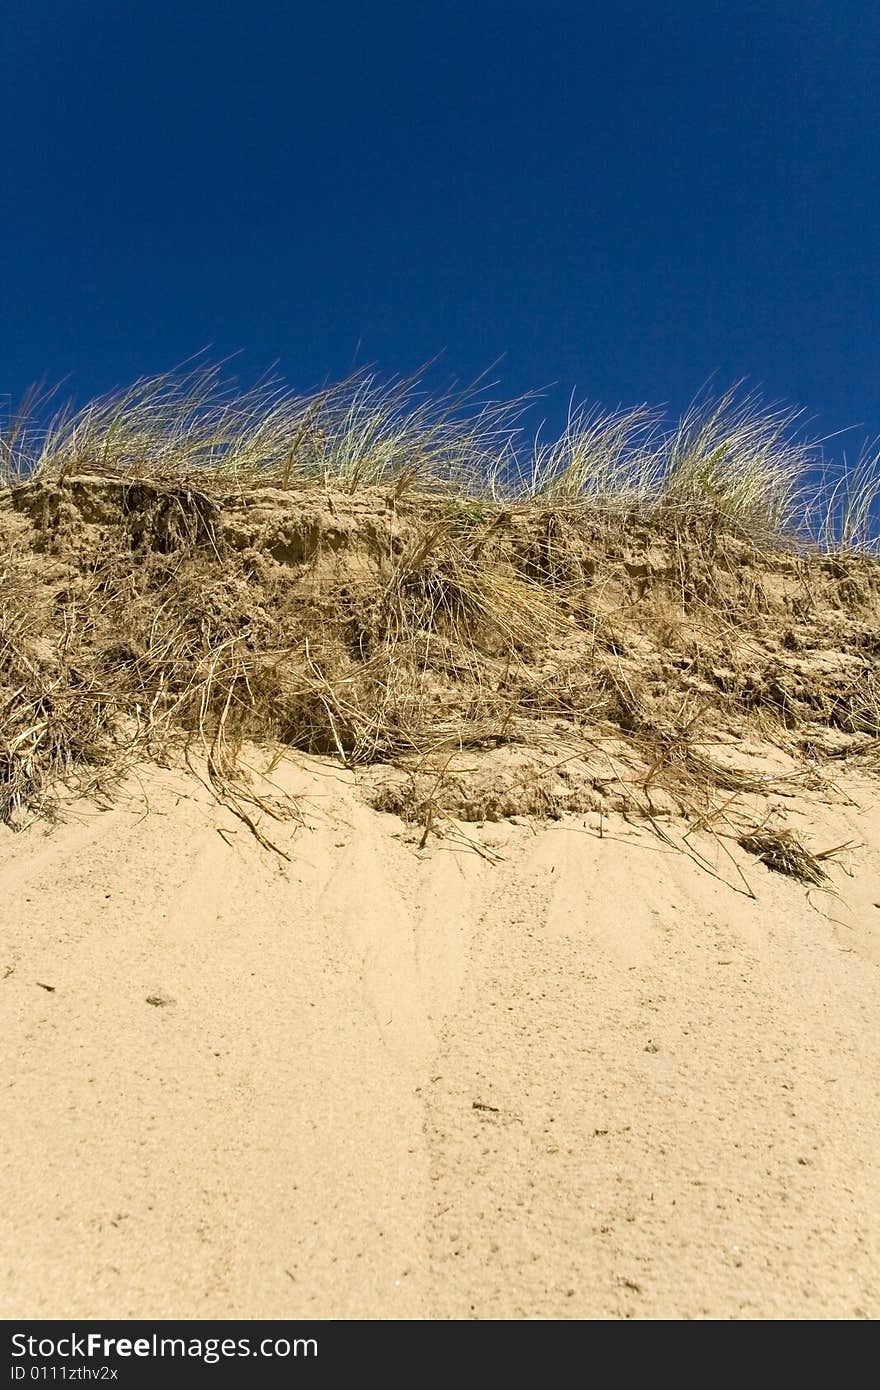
[{"left": 3, "top": 1, "right": 878, "bottom": 458}]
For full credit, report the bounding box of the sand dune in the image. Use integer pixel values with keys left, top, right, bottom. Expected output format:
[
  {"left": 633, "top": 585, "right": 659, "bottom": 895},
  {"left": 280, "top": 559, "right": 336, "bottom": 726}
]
[{"left": 2, "top": 756, "right": 878, "bottom": 1320}]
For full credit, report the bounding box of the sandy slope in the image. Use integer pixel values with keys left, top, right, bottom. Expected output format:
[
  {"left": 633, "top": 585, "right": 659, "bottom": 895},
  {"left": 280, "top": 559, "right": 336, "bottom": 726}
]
[{"left": 1, "top": 757, "right": 878, "bottom": 1320}]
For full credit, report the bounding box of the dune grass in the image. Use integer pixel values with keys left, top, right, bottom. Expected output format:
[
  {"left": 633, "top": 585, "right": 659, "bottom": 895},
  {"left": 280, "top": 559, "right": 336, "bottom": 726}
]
[
  {"left": 1, "top": 363, "right": 876, "bottom": 547},
  {"left": 1, "top": 365, "right": 878, "bottom": 848}
]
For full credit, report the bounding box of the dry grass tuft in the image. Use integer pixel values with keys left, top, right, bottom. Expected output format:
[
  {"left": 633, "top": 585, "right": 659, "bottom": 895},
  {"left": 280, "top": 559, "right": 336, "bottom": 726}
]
[{"left": 737, "top": 828, "right": 847, "bottom": 885}]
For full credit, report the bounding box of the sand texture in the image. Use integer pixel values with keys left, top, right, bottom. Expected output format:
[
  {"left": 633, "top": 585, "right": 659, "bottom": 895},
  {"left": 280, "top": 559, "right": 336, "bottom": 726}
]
[{"left": 2, "top": 756, "right": 878, "bottom": 1320}]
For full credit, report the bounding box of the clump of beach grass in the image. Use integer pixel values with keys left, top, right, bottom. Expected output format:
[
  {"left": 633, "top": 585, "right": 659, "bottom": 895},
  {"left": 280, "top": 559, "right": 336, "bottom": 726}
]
[
  {"left": 661, "top": 386, "right": 814, "bottom": 537},
  {"left": 816, "top": 439, "right": 880, "bottom": 555},
  {"left": 518, "top": 400, "right": 663, "bottom": 507},
  {"left": 738, "top": 828, "right": 849, "bottom": 886}
]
